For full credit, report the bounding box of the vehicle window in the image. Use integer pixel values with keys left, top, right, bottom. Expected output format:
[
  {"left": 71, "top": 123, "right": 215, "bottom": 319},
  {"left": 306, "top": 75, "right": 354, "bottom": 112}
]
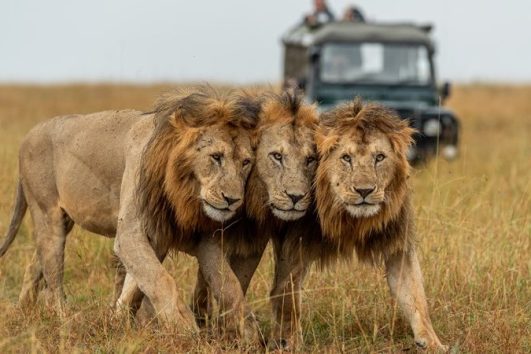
[{"left": 321, "top": 43, "right": 431, "bottom": 85}]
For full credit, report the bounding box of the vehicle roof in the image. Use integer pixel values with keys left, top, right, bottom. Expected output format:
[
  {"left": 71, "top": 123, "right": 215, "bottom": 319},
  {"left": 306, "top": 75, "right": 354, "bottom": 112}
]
[{"left": 282, "top": 21, "right": 434, "bottom": 50}]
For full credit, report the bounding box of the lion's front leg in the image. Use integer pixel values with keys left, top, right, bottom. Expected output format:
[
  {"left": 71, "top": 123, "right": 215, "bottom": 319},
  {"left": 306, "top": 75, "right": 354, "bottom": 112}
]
[
  {"left": 191, "top": 269, "right": 212, "bottom": 328},
  {"left": 114, "top": 229, "right": 198, "bottom": 333},
  {"left": 195, "top": 236, "right": 259, "bottom": 343},
  {"left": 268, "top": 237, "right": 310, "bottom": 351},
  {"left": 113, "top": 160, "right": 198, "bottom": 334},
  {"left": 115, "top": 273, "right": 144, "bottom": 317},
  {"left": 385, "top": 248, "right": 448, "bottom": 352},
  {"left": 112, "top": 257, "right": 127, "bottom": 305}
]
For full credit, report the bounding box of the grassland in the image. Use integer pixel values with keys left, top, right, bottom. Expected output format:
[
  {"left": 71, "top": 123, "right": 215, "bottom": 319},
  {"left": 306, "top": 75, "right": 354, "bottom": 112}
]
[{"left": 0, "top": 84, "right": 529, "bottom": 353}]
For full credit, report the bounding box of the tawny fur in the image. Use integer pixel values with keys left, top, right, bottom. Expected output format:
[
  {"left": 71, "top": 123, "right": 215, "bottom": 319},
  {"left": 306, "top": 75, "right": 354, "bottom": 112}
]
[
  {"left": 252, "top": 99, "right": 447, "bottom": 351},
  {"left": 137, "top": 88, "right": 258, "bottom": 253},
  {"left": 245, "top": 91, "right": 318, "bottom": 225},
  {"left": 313, "top": 99, "right": 416, "bottom": 263},
  {"left": 190, "top": 91, "right": 319, "bottom": 345},
  {"left": 0, "top": 86, "right": 260, "bottom": 333}
]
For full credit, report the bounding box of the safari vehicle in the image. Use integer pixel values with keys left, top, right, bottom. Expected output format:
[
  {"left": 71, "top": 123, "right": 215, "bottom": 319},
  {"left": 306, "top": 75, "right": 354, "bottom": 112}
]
[{"left": 282, "top": 21, "right": 460, "bottom": 162}]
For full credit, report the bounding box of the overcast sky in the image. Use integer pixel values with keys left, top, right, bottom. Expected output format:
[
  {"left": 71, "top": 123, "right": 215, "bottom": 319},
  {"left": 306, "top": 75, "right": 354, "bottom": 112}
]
[{"left": 1, "top": 0, "right": 530, "bottom": 84}]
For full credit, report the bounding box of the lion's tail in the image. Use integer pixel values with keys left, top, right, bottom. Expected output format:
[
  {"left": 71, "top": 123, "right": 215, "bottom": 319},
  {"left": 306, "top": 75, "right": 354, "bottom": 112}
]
[{"left": 0, "top": 180, "right": 28, "bottom": 257}]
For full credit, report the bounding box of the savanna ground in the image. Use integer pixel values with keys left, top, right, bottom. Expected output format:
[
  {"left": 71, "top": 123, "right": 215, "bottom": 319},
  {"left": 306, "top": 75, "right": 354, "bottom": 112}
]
[{"left": 0, "top": 84, "right": 529, "bottom": 353}]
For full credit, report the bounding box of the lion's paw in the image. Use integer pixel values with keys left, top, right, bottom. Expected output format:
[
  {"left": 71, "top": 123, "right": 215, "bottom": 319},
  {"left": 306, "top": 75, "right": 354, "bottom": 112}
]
[{"left": 414, "top": 336, "right": 449, "bottom": 352}]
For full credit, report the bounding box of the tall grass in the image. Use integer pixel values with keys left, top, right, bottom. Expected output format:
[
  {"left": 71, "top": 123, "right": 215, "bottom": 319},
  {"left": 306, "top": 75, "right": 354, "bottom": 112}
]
[{"left": 0, "top": 84, "right": 529, "bottom": 353}]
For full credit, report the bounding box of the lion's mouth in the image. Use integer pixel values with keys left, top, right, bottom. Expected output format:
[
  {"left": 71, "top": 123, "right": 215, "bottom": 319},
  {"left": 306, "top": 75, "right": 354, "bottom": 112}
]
[
  {"left": 203, "top": 200, "right": 231, "bottom": 212},
  {"left": 353, "top": 201, "right": 376, "bottom": 206},
  {"left": 271, "top": 205, "right": 306, "bottom": 213},
  {"left": 344, "top": 201, "right": 381, "bottom": 218},
  {"left": 271, "top": 205, "right": 307, "bottom": 221},
  {"left": 202, "top": 201, "right": 236, "bottom": 222}
]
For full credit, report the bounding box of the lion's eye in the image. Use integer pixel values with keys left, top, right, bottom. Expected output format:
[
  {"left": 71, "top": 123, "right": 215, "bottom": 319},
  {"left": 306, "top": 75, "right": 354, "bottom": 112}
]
[
  {"left": 306, "top": 156, "right": 316, "bottom": 165},
  {"left": 271, "top": 152, "right": 283, "bottom": 162},
  {"left": 375, "top": 153, "right": 386, "bottom": 163},
  {"left": 341, "top": 154, "right": 351, "bottom": 163},
  {"left": 211, "top": 153, "right": 222, "bottom": 163},
  {"left": 242, "top": 158, "right": 251, "bottom": 166}
]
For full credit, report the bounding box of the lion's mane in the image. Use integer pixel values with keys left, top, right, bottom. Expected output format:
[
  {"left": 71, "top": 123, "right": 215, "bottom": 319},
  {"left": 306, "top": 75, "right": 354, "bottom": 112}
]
[
  {"left": 245, "top": 91, "right": 318, "bottom": 224},
  {"left": 218, "top": 91, "right": 319, "bottom": 258},
  {"left": 137, "top": 87, "right": 258, "bottom": 252},
  {"left": 315, "top": 99, "right": 416, "bottom": 263}
]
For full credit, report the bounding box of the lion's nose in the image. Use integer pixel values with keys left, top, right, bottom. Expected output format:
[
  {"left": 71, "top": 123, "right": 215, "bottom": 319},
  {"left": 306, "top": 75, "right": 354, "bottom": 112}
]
[
  {"left": 286, "top": 192, "right": 305, "bottom": 205},
  {"left": 354, "top": 187, "right": 375, "bottom": 198},
  {"left": 222, "top": 193, "right": 241, "bottom": 206}
]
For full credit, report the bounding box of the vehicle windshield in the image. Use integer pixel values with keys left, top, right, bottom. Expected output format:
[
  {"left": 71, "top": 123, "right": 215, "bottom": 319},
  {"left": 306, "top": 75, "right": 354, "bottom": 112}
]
[{"left": 320, "top": 42, "right": 432, "bottom": 85}]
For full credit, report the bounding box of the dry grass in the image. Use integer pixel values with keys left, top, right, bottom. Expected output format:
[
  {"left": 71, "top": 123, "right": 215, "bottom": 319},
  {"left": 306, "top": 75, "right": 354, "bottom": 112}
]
[{"left": 0, "top": 84, "right": 529, "bottom": 353}]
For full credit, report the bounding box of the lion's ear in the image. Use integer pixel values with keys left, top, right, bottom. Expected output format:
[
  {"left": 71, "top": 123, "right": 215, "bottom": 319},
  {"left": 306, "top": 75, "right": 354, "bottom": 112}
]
[
  {"left": 234, "top": 95, "right": 262, "bottom": 129},
  {"left": 152, "top": 90, "right": 210, "bottom": 128},
  {"left": 172, "top": 93, "right": 213, "bottom": 128},
  {"left": 389, "top": 123, "right": 417, "bottom": 157}
]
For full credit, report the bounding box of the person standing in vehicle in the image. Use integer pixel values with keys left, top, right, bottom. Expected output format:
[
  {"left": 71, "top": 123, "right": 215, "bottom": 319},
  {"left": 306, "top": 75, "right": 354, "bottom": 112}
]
[{"left": 304, "top": 0, "right": 335, "bottom": 27}]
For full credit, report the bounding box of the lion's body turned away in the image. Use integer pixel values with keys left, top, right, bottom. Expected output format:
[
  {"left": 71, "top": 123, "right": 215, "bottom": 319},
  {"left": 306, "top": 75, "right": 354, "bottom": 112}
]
[
  {"left": 0, "top": 109, "right": 153, "bottom": 308},
  {"left": 20, "top": 109, "right": 144, "bottom": 237},
  {"left": 0, "top": 87, "right": 258, "bottom": 333}
]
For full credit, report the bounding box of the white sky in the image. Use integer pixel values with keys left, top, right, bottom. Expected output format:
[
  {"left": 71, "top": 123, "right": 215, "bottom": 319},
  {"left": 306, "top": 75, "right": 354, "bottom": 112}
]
[{"left": 1, "top": 0, "right": 530, "bottom": 84}]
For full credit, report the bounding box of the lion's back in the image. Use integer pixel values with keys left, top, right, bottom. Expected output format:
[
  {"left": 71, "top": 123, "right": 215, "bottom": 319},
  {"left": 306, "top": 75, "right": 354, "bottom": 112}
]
[{"left": 19, "top": 109, "right": 153, "bottom": 236}]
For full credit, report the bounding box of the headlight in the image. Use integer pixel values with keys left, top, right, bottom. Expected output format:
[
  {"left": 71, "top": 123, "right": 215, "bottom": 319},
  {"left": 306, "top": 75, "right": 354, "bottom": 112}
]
[
  {"left": 423, "top": 119, "right": 441, "bottom": 137},
  {"left": 442, "top": 145, "right": 458, "bottom": 160}
]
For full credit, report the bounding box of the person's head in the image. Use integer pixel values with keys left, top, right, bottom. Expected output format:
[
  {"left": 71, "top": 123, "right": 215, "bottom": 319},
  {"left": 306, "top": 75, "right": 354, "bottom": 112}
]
[
  {"left": 314, "top": 0, "right": 327, "bottom": 12},
  {"left": 343, "top": 6, "right": 365, "bottom": 22}
]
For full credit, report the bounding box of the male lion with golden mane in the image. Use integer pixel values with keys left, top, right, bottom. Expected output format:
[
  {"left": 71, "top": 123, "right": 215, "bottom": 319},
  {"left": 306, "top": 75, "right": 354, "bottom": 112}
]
[
  {"left": 188, "top": 91, "right": 319, "bottom": 347},
  {"left": 0, "top": 87, "right": 258, "bottom": 335},
  {"left": 314, "top": 99, "right": 448, "bottom": 351}
]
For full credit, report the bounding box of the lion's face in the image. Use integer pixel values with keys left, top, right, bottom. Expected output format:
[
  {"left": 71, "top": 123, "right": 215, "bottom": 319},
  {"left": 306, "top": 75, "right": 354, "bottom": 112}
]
[
  {"left": 188, "top": 124, "right": 254, "bottom": 223},
  {"left": 323, "top": 129, "right": 398, "bottom": 218},
  {"left": 255, "top": 123, "right": 316, "bottom": 221}
]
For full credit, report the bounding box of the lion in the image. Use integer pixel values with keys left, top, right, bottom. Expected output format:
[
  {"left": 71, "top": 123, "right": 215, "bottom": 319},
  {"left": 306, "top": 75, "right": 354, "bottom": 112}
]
[
  {"left": 181, "top": 91, "right": 319, "bottom": 347},
  {"left": 247, "top": 100, "right": 448, "bottom": 351},
  {"left": 313, "top": 99, "right": 447, "bottom": 350},
  {"left": 252, "top": 99, "right": 448, "bottom": 351},
  {"left": 0, "top": 87, "right": 259, "bottom": 335}
]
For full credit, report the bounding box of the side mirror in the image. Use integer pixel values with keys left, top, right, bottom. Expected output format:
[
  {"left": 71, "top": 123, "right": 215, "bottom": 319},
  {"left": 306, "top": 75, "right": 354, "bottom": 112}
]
[{"left": 440, "top": 82, "right": 451, "bottom": 101}]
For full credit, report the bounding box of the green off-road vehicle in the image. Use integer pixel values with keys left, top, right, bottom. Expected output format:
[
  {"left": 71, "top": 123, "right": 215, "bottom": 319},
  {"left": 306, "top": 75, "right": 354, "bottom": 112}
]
[{"left": 282, "top": 21, "right": 460, "bottom": 162}]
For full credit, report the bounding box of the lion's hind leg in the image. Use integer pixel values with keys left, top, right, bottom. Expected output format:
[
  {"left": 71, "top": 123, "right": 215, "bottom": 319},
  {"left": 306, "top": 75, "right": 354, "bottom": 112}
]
[
  {"left": 27, "top": 202, "right": 73, "bottom": 313},
  {"left": 385, "top": 248, "right": 448, "bottom": 352},
  {"left": 18, "top": 250, "right": 44, "bottom": 308}
]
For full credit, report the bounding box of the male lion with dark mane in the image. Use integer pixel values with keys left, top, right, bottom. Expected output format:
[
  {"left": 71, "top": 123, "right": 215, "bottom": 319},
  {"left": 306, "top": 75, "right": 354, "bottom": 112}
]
[
  {"left": 0, "top": 87, "right": 258, "bottom": 335},
  {"left": 188, "top": 91, "right": 319, "bottom": 347},
  {"left": 316, "top": 99, "right": 447, "bottom": 351}
]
